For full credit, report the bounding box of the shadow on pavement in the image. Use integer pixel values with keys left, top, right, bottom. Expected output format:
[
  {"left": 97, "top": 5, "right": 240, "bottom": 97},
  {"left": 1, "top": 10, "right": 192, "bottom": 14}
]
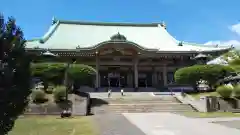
[{"left": 90, "top": 98, "right": 109, "bottom": 107}]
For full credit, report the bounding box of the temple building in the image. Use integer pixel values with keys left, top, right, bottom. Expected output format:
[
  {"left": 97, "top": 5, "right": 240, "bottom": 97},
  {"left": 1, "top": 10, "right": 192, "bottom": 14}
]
[{"left": 26, "top": 18, "right": 232, "bottom": 90}]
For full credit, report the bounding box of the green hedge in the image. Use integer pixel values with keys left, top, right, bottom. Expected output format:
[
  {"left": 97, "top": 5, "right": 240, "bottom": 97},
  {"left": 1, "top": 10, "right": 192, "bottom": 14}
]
[
  {"left": 229, "top": 58, "right": 240, "bottom": 65},
  {"left": 31, "top": 89, "right": 48, "bottom": 103},
  {"left": 31, "top": 63, "right": 65, "bottom": 85},
  {"left": 174, "top": 65, "right": 234, "bottom": 87},
  {"left": 53, "top": 86, "right": 67, "bottom": 102},
  {"left": 31, "top": 63, "right": 96, "bottom": 86},
  {"left": 233, "top": 84, "right": 240, "bottom": 98},
  {"left": 67, "top": 64, "right": 96, "bottom": 86},
  {"left": 216, "top": 85, "right": 233, "bottom": 99}
]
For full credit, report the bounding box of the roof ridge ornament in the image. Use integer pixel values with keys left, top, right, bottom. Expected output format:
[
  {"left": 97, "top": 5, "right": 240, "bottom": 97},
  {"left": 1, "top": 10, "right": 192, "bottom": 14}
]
[
  {"left": 110, "top": 32, "right": 127, "bottom": 41},
  {"left": 52, "top": 17, "right": 57, "bottom": 25},
  {"left": 178, "top": 41, "right": 183, "bottom": 46},
  {"left": 160, "top": 21, "right": 167, "bottom": 29}
]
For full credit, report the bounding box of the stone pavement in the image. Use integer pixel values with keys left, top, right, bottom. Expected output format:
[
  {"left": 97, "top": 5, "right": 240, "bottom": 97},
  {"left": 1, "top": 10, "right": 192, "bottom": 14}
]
[
  {"left": 213, "top": 120, "right": 240, "bottom": 130},
  {"left": 93, "top": 114, "right": 146, "bottom": 135},
  {"left": 194, "top": 117, "right": 240, "bottom": 123},
  {"left": 123, "top": 113, "right": 240, "bottom": 135}
]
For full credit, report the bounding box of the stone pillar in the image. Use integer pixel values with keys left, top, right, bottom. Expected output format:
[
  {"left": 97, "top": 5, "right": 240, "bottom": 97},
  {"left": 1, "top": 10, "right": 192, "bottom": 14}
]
[
  {"left": 163, "top": 65, "right": 167, "bottom": 86},
  {"left": 95, "top": 55, "right": 99, "bottom": 88},
  {"left": 134, "top": 57, "right": 139, "bottom": 88}
]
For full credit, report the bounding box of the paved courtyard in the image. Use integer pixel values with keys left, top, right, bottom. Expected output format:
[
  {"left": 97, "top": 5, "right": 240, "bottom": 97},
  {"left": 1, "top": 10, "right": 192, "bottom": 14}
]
[
  {"left": 93, "top": 112, "right": 240, "bottom": 135},
  {"left": 213, "top": 120, "right": 240, "bottom": 130},
  {"left": 122, "top": 113, "right": 240, "bottom": 135}
]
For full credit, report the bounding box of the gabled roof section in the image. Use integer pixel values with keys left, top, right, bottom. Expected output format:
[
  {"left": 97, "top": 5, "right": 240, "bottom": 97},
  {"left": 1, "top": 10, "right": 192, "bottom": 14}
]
[
  {"left": 26, "top": 18, "right": 178, "bottom": 50},
  {"left": 178, "top": 41, "right": 232, "bottom": 52},
  {"left": 26, "top": 18, "right": 233, "bottom": 52}
]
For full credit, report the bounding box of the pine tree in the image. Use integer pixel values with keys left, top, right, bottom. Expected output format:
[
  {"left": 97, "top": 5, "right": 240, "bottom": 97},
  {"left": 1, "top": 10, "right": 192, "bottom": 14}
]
[{"left": 0, "top": 14, "right": 31, "bottom": 134}]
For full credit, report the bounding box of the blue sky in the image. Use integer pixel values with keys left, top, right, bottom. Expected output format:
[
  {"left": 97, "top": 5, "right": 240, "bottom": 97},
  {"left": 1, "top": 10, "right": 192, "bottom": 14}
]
[{"left": 1, "top": 0, "right": 240, "bottom": 46}]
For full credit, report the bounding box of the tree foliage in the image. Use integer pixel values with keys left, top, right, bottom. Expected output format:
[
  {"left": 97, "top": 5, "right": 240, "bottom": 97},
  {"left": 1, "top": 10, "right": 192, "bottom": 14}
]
[
  {"left": 174, "top": 65, "right": 234, "bottom": 87},
  {"left": 222, "top": 49, "right": 240, "bottom": 62},
  {"left": 31, "top": 63, "right": 65, "bottom": 85},
  {"left": 31, "top": 62, "right": 96, "bottom": 87},
  {"left": 229, "top": 58, "right": 240, "bottom": 65},
  {"left": 67, "top": 64, "right": 96, "bottom": 86},
  {"left": 0, "top": 15, "right": 31, "bottom": 134}
]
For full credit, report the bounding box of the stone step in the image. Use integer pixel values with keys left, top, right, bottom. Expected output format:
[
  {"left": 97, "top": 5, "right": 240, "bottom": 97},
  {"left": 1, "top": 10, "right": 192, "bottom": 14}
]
[
  {"left": 104, "top": 98, "right": 179, "bottom": 101},
  {"left": 107, "top": 108, "right": 194, "bottom": 111},
  {"left": 101, "top": 97, "right": 180, "bottom": 103},
  {"left": 92, "top": 103, "right": 196, "bottom": 114},
  {"left": 90, "top": 94, "right": 196, "bottom": 114},
  {"left": 93, "top": 109, "right": 195, "bottom": 114},
  {"left": 111, "top": 109, "right": 195, "bottom": 112},
  {"left": 108, "top": 103, "right": 189, "bottom": 107},
  {"left": 108, "top": 107, "right": 194, "bottom": 111},
  {"left": 104, "top": 101, "right": 179, "bottom": 104},
  {"left": 105, "top": 107, "right": 192, "bottom": 111},
  {"left": 108, "top": 103, "right": 186, "bottom": 105}
]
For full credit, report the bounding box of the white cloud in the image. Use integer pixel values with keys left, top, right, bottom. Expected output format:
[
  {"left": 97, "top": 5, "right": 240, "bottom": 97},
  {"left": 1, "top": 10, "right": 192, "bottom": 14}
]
[
  {"left": 230, "top": 23, "right": 240, "bottom": 35},
  {"left": 205, "top": 23, "right": 240, "bottom": 48}
]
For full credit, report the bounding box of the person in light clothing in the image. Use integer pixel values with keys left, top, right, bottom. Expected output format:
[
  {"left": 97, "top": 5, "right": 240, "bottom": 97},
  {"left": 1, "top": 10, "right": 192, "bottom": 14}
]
[
  {"left": 121, "top": 89, "right": 124, "bottom": 96},
  {"left": 108, "top": 89, "right": 112, "bottom": 98}
]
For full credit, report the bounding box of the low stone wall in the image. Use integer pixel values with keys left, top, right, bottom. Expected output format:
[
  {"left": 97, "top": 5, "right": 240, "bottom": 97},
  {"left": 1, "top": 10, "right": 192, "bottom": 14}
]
[
  {"left": 217, "top": 98, "right": 240, "bottom": 112},
  {"left": 25, "top": 103, "right": 64, "bottom": 115},
  {"left": 72, "top": 91, "right": 91, "bottom": 115},
  {"left": 25, "top": 93, "right": 91, "bottom": 116},
  {"left": 72, "top": 97, "right": 90, "bottom": 115},
  {"left": 174, "top": 93, "right": 207, "bottom": 112},
  {"left": 175, "top": 93, "right": 240, "bottom": 113}
]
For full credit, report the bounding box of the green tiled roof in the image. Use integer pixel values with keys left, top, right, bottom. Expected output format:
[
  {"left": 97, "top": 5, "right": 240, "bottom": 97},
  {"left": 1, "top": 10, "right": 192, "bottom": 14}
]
[{"left": 26, "top": 18, "right": 232, "bottom": 53}]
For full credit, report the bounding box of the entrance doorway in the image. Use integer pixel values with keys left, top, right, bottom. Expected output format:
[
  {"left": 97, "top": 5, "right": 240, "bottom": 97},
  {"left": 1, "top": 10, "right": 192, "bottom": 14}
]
[
  {"left": 109, "top": 77, "right": 119, "bottom": 87},
  {"left": 100, "top": 71, "right": 128, "bottom": 88},
  {"left": 138, "top": 72, "right": 152, "bottom": 87},
  {"left": 138, "top": 73, "right": 147, "bottom": 87},
  {"left": 139, "top": 78, "right": 147, "bottom": 87}
]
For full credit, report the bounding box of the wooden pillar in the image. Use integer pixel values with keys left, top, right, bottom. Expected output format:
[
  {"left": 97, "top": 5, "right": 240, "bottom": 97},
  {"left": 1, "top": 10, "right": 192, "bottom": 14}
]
[
  {"left": 95, "top": 54, "right": 99, "bottom": 88},
  {"left": 163, "top": 65, "right": 167, "bottom": 86},
  {"left": 134, "top": 57, "right": 139, "bottom": 88},
  {"left": 152, "top": 67, "right": 157, "bottom": 87}
]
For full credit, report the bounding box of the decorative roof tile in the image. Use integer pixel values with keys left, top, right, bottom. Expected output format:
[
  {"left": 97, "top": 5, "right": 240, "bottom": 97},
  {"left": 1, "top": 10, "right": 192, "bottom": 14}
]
[{"left": 110, "top": 32, "right": 127, "bottom": 41}]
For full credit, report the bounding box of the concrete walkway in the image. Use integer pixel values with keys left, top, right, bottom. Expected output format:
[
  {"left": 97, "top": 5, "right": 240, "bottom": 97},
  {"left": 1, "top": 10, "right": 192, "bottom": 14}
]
[
  {"left": 194, "top": 117, "right": 240, "bottom": 122},
  {"left": 123, "top": 113, "right": 240, "bottom": 135},
  {"left": 93, "top": 114, "right": 146, "bottom": 135}
]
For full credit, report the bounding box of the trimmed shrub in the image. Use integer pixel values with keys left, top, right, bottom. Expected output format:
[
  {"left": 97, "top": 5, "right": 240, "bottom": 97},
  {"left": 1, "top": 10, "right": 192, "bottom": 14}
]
[
  {"left": 45, "top": 85, "right": 54, "bottom": 94},
  {"left": 216, "top": 85, "right": 233, "bottom": 99},
  {"left": 31, "top": 63, "right": 66, "bottom": 85},
  {"left": 31, "top": 89, "right": 48, "bottom": 103},
  {"left": 68, "top": 64, "right": 96, "bottom": 86},
  {"left": 233, "top": 84, "right": 240, "bottom": 98},
  {"left": 53, "top": 86, "right": 67, "bottom": 102},
  {"left": 229, "top": 58, "right": 240, "bottom": 65},
  {"left": 175, "top": 65, "right": 234, "bottom": 87},
  {"left": 31, "top": 63, "right": 96, "bottom": 86}
]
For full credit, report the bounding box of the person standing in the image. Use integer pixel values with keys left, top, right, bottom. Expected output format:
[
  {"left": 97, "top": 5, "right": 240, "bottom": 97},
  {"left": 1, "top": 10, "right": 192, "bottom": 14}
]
[
  {"left": 121, "top": 89, "right": 124, "bottom": 96},
  {"left": 108, "top": 89, "right": 112, "bottom": 98}
]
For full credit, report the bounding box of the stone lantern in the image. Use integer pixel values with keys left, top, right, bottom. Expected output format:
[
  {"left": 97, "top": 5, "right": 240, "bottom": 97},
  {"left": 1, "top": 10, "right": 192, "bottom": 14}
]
[{"left": 193, "top": 53, "right": 210, "bottom": 64}]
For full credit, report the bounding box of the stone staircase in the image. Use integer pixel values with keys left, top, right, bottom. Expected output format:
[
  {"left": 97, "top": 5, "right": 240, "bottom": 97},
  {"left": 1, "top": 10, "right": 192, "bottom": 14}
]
[{"left": 92, "top": 95, "right": 196, "bottom": 114}]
